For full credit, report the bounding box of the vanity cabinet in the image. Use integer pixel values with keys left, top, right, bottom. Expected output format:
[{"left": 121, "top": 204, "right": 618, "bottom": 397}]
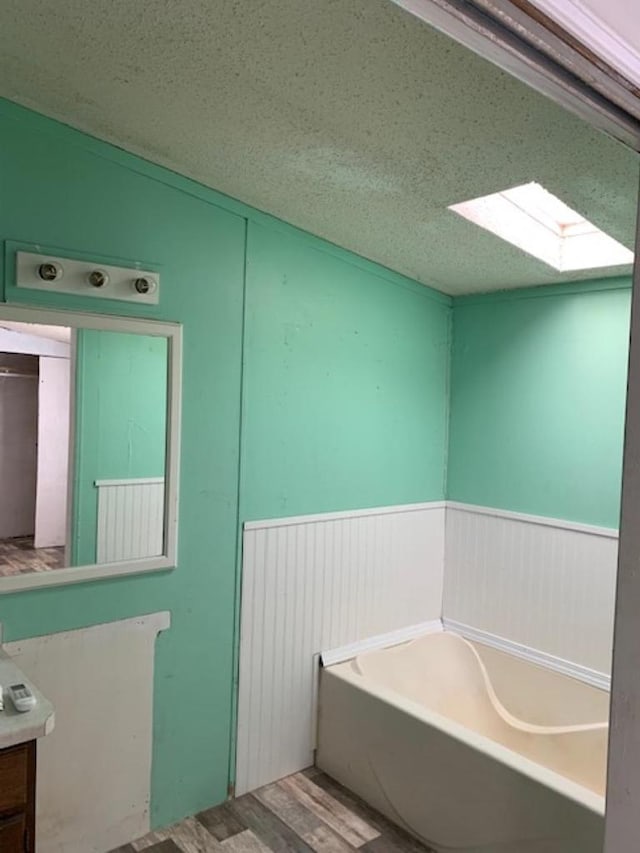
[{"left": 0, "top": 741, "right": 36, "bottom": 852}]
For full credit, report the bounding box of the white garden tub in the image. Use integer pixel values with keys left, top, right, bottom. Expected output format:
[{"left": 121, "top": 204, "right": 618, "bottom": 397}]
[{"left": 317, "top": 631, "right": 608, "bottom": 853}]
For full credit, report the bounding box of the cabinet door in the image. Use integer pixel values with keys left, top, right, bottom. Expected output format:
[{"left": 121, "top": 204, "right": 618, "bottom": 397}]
[
  {"left": 0, "top": 812, "right": 27, "bottom": 852},
  {"left": 0, "top": 745, "right": 28, "bottom": 814}
]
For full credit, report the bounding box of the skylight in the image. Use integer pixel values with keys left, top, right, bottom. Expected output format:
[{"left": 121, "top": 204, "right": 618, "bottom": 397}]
[{"left": 448, "top": 182, "right": 634, "bottom": 272}]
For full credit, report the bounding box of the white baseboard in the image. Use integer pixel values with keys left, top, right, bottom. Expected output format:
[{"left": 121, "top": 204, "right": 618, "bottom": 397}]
[
  {"left": 321, "top": 619, "right": 443, "bottom": 667},
  {"left": 443, "top": 619, "right": 610, "bottom": 691}
]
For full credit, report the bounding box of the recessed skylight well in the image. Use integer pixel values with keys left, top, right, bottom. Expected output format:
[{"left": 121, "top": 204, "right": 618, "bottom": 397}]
[{"left": 449, "top": 182, "right": 634, "bottom": 272}]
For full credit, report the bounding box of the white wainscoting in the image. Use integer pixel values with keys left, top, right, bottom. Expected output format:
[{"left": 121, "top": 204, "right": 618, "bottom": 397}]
[
  {"left": 443, "top": 503, "right": 618, "bottom": 678},
  {"left": 236, "top": 502, "right": 446, "bottom": 795},
  {"left": 5, "top": 612, "right": 170, "bottom": 853},
  {"left": 96, "top": 478, "right": 164, "bottom": 563}
]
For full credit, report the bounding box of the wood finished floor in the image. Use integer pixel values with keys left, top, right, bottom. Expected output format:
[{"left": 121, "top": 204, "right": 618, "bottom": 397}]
[
  {"left": 0, "top": 536, "right": 65, "bottom": 576},
  {"left": 109, "top": 768, "right": 433, "bottom": 853}
]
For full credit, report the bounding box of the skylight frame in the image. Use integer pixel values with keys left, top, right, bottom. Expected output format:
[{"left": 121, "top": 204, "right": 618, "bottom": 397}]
[{"left": 448, "top": 181, "right": 634, "bottom": 272}]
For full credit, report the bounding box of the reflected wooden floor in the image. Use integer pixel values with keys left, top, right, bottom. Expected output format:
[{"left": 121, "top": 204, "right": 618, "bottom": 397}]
[
  {"left": 110, "top": 769, "right": 433, "bottom": 853},
  {"left": 0, "top": 536, "right": 65, "bottom": 576}
]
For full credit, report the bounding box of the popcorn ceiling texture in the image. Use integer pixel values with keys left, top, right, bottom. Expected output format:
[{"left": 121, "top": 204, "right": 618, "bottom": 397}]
[{"left": 0, "top": 0, "right": 637, "bottom": 294}]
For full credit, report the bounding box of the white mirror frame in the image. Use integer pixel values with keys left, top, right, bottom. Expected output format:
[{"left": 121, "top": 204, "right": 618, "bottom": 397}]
[{"left": 0, "top": 305, "right": 182, "bottom": 593}]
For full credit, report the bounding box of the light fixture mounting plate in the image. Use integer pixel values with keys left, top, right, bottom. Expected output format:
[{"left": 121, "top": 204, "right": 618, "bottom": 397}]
[{"left": 16, "top": 251, "right": 160, "bottom": 305}]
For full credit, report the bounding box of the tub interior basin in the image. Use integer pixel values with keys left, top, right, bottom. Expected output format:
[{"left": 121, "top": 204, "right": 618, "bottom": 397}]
[{"left": 351, "top": 631, "right": 608, "bottom": 795}]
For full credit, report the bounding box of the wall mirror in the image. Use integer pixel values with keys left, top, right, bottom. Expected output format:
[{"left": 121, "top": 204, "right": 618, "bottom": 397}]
[{"left": 0, "top": 306, "right": 181, "bottom": 593}]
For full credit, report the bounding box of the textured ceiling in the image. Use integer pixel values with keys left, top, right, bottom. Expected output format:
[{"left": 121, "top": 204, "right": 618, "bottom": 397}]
[{"left": 0, "top": 0, "right": 638, "bottom": 295}]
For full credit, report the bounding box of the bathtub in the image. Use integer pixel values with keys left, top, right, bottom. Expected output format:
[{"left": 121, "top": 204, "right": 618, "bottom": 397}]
[{"left": 317, "top": 631, "right": 608, "bottom": 853}]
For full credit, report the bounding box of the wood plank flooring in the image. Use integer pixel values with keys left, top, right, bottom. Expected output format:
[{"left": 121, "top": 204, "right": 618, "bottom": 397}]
[
  {"left": 109, "top": 769, "right": 433, "bottom": 853},
  {"left": 0, "top": 536, "right": 65, "bottom": 576}
]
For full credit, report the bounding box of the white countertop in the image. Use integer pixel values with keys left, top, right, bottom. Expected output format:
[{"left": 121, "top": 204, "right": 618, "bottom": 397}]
[{"left": 0, "top": 646, "right": 54, "bottom": 749}]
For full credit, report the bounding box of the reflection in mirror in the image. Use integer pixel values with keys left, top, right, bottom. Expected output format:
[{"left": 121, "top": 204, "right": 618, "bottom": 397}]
[{"left": 0, "top": 321, "right": 168, "bottom": 577}]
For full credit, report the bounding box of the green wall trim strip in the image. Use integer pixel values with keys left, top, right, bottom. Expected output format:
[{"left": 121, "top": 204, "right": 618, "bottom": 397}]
[
  {"left": 0, "top": 98, "right": 449, "bottom": 308},
  {"left": 228, "top": 217, "right": 249, "bottom": 793},
  {"left": 454, "top": 275, "right": 632, "bottom": 307},
  {"left": 442, "top": 301, "right": 454, "bottom": 498}
]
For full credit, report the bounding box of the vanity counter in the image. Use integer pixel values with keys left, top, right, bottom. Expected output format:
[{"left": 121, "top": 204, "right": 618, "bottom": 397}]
[
  {"left": 0, "top": 646, "right": 54, "bottom": 851},
  {"left": 0, "top": 647, "right": 54, "bottom": 749}
]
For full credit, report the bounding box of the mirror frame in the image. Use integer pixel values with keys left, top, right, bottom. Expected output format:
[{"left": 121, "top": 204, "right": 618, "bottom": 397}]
[{"left": 0, "top": 305, "right": 182, "bottom": 594}]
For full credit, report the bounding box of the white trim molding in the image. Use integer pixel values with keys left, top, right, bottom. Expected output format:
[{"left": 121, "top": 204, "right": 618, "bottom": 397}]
[
  {"left": 390, "top": 0, "right": 640, "bottom": 151},
  {"left": 527, "top": 0, "right": 640, "bottom": 91},
  {"left": 247, "top": 499, "right": 619, "bottom": 537},
  {"left": 444, "top": 618, "right": 610, "bottom": 691},
  {"left": 0, "top": 304, "right": 182, "bottom": 595},
  {"left": 446, "top": 501, "right": 619, "bottom": 538},
  {"left": 95, "top": 477, "right": 165, "bottom": 487},
  {"left": 244, "top": 501, "right": 446, "bottom": 531},
  {"left": 321, "top": 620, "right": 443, "bottom": 667}
]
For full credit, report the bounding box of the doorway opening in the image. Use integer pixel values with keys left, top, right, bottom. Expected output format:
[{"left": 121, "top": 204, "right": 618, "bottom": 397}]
[{"left": 0, "top": 322, "right": 71, "bottom": 577}]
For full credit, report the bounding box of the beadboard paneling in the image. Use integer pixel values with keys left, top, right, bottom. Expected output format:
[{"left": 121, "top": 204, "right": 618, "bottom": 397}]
[
  {"left": 236, "top": 503, "right": 445, "bottom": 795},
  {"left": 443, "top": 504, "right": 618, "bottom": 676},
  {"left": 96, "top": 478, "right": 165, "bottom": 563}
]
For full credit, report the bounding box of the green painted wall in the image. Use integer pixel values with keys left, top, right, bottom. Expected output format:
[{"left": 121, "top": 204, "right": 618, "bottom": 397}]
[
  {"left": 0, "top": 98, "right": 450, "bottom": 828},
  {"left": 447, "top": 281, "right": 631, "bottom": 528},
  {"left": 0, "top": 100, "right": 247, "bottom": 827},
  {"left": 241, "top": 222, "right": 450, "bottom": 521},
  {"left": 72, "top": 330, "right": 168, "bottom": 566}
]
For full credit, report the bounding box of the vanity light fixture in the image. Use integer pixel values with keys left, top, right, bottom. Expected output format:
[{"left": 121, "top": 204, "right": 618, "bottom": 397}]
[
  {"left": 448, "top": 182, "right": 634, "bottom": 272},
  {"left": 16, "top": 250, "right": 160, "bottom": 305}
]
